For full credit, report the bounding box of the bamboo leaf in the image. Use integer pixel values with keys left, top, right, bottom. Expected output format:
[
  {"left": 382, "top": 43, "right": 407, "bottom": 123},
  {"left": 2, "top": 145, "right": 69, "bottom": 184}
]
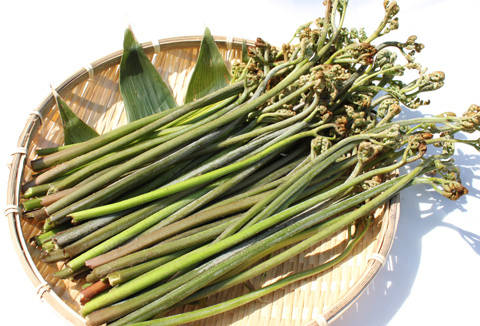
[
  {"left": 184, "top": 27, "right": 231, "bottom": 103},
  {"left": 53, "top": 88, "right": 99, "bottom": 145},
  {"left": 242, "top": 39, "right": 249, "bottom": 64},
  {"left": 119, "top": 27, "right": 177, "bottom": 122}
]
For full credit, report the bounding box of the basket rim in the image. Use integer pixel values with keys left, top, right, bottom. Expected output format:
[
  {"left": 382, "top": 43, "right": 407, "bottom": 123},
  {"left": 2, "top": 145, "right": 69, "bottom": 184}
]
[{"left": 6, "top": 35, "right": 401, "bottom": 326}]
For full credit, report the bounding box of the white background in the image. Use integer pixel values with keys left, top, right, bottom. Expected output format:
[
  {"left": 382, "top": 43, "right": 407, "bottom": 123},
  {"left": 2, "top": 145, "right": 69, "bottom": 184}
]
[{"left": 1, "top": 0, "right": 479, "bottom": 325}]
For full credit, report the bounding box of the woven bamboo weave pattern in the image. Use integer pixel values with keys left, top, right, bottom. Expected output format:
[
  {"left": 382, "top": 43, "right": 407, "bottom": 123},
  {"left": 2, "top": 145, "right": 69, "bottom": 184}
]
[{"left": 7, "top": 36, "right": 400, "bottom": 326}]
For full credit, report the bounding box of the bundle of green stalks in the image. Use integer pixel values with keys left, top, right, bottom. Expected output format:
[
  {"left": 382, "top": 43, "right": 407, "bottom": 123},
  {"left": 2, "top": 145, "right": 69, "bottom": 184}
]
[{"left": 21, "top": 1, "right": 480, "bottom": 325}]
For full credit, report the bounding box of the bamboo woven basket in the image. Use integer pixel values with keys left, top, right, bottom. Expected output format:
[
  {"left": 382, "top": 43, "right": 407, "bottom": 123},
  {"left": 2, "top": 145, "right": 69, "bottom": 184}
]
[{"left": 6, "top": 35, "right": 400, "bottom": 326}]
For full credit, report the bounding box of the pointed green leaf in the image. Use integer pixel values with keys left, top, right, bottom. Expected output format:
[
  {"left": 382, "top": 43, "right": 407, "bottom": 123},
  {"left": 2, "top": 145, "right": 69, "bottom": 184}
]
[
  {"left": 53, "top": 89, "right": 99, "bottom": 145},
  {"left": 119, "top": 27, "right": 177, "bottom": 122},
  {"left": 184, "top": 27, "right": 231, "bottom": 103},
  {"left": 242, "top": 39, "right": 250, "bottom": 64}
]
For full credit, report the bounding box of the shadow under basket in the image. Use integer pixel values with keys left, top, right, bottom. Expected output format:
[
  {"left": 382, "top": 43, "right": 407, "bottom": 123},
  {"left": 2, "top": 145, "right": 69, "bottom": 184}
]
[{"left": 6, "top": 35, "right": 400, "bottom": 326}]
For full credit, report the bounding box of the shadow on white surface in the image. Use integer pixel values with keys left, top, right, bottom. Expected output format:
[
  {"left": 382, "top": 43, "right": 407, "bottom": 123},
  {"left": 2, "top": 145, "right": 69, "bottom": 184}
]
[
  {"left": 329, "top": 146, "right": 480, "bottom": 325},
  {"left": 329, "top": 99, "right": 480, "bottom": 325}
]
